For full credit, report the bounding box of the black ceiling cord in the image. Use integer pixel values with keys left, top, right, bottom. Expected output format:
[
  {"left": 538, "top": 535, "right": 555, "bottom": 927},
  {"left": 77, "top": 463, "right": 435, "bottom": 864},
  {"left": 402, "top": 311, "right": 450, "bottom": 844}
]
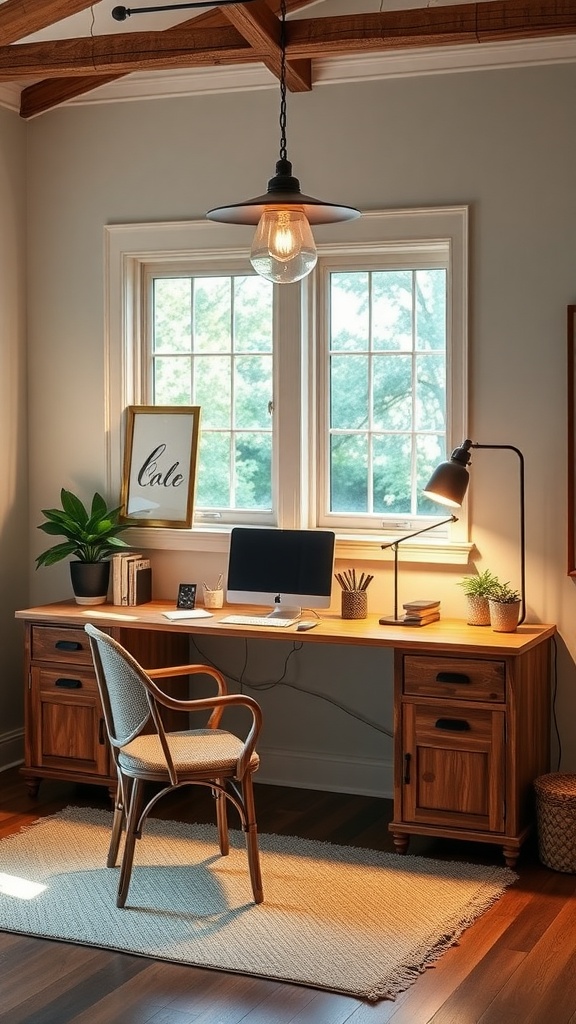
[{"left": 112, "top": 0, "right": 258, "bottom": 19}]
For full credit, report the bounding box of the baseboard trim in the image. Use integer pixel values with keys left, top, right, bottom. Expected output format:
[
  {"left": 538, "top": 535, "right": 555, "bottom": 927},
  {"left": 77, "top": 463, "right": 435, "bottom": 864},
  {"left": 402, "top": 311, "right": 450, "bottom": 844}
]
[
  {"left": 256, "top": 746, "right": 393, "bottom": 799},
  {"left": 0, "top": 729, "right": 24, "bottom": 772}
]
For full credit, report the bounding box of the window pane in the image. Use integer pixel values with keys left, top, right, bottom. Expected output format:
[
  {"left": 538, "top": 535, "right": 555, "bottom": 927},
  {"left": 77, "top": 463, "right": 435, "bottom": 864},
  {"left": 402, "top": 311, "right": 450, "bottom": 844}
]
[
  {"left": 373, "top": 354, "right": 412, "bottom": 431},
  {"left": 416, "top": 269, "right": 446, "bottom": 351},
  {"left": 194, "top": 278, "right": 231, "bottom": 353},
  {"left": 153, "top": 279, "right": 191, "bottom": 353},
  {"left": 330, "top": 434, "right": 368, "bottom": 512},
  {"left": 195, "top": 355, "right": 231, "bottom": 429},
  {"left": 373, "top": 434, "right": 412, "bottom": 515},
  {"left": 235, "top": 355, "right": 273, "bottom": 429},
  {"left": 415, "top": 353, "right": 445, "bottom": 431},
  {"left": 196, "top": 432, "right": 231, "bottom": 508},
  {"left": 330, "top": 272, "right": 369, "bottom": 352},
  {"left": 330, "top": 355, "right": 368, "bottom": 430},
  {"left": 153, "top": 355, "right": 191, "bottom": 404},
  {"left": 235, "top": 434, "right": 272, "bottom": 509},
  {"left": 234, "top": 277, "right": 273, "bottom": 353},
  {"left": 373, "top": 271, "right": 413, "bottom": 351}
]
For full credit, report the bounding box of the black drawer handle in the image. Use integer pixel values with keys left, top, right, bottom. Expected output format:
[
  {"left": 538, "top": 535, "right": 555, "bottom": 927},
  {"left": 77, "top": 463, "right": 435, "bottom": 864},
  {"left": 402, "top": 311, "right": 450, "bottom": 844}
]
[
  {"left": 435, "top": 671, "right": 471, "bottom": 685},
  {"left": 54, "top": 678, "right": 82, "bottom": 689},
  {"left": 55, "top": 640, "right": 83, "bottom": 652},
  {"left": 435, "top": 717, "right": 470, "bottom": 731}
]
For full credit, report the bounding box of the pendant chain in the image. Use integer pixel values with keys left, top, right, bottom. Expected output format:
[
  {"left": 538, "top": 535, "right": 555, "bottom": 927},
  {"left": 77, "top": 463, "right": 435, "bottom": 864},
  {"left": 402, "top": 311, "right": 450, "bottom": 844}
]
[{"left": 279, "top": 0, "right": 287, "bottom": 162}]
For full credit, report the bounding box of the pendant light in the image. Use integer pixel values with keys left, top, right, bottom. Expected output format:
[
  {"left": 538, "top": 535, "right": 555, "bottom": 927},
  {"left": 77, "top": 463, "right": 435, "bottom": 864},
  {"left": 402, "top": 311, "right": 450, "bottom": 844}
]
[{"left": 206, "top": 0, "right": 360, "bottom": 284}]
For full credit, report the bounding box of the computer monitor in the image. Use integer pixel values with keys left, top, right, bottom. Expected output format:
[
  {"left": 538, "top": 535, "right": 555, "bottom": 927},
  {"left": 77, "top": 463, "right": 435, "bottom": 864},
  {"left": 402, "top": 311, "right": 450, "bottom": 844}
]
[{"left": 226, "top": 527, "right": 336, "bottom": 619}]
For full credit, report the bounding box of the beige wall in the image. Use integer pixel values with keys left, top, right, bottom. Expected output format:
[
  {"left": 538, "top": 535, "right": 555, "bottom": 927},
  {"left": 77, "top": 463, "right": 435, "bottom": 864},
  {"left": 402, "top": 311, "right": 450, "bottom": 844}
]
[
  {"left": 20, "top": 62, "right": 576, "bottom": 790},
  {"left": 0, "top": 105, "right": 28, "bottom": 767}
]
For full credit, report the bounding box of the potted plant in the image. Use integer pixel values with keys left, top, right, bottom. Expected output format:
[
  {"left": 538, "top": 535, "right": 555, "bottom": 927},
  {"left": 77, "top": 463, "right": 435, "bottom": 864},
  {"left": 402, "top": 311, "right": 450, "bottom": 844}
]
[
  {"left": 488, "top": 582, "right": 522, "bottom": 633},
  {"left": 457, "top": 569, "right": 500, "bottom": 625},
  {"left": 36, "top": 489, "right": 132, "bottom": 605}
]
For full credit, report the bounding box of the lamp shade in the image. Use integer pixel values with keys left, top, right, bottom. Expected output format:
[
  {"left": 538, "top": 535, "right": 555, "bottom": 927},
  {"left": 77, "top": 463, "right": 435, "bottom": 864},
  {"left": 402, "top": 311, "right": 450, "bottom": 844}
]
[
  {"left": 206, "top": 160, "right": 360, "bottom": 227},
  {"left": 422, "top": 440, "right": 473, "bottom": 508}
]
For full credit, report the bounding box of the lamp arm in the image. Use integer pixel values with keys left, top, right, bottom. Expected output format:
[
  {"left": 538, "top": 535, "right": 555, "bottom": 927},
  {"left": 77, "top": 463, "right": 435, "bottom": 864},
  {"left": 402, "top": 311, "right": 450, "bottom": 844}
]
[
  {"left": 112, "top": 0, "right": 256, "bottom": 19},
  {"left": 471, "top": 443, "right": 526, "bottom": 626},
  {"left": 380, "top": 514, "right": 458, "bottom": 551}
]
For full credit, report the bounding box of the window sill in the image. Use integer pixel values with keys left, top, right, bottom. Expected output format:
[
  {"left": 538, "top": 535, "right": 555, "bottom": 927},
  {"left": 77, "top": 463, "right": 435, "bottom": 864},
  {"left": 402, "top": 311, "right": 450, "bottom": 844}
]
[{"left": 125, "top": 526, "right": 473, "bottom": 566}]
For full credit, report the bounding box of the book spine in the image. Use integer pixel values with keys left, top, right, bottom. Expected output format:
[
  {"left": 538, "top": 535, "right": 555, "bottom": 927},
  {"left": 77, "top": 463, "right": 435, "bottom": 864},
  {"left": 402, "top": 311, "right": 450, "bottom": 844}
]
[{"left": 128, "top": 558, "right": 150, "bottom": 605}]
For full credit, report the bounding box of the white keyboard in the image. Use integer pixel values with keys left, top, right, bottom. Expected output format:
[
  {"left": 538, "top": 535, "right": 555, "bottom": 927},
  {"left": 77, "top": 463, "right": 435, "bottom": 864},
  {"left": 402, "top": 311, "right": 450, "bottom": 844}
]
[{"left": 219, "top": 614, "right": 298, "bottom": 628}]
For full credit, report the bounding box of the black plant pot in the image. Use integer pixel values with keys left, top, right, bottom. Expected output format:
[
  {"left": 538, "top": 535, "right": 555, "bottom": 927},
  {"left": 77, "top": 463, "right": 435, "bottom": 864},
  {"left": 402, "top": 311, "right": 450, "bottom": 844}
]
[{"left": 69, "top": 561, "right": 110, "bottom": 606}]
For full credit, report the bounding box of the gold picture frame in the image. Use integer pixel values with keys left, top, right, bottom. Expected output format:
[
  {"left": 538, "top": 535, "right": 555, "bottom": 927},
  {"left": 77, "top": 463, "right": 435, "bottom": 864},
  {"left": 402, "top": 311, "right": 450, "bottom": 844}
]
[{"left": 120, "top": 406, "right": 201, "bottom": 528}]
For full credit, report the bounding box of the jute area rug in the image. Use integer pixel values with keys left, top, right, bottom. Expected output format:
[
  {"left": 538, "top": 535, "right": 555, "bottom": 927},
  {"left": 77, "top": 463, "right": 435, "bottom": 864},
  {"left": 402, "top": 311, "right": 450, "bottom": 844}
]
[{"left": 0, "top": 807, "right": 516, "bottom": 1002}]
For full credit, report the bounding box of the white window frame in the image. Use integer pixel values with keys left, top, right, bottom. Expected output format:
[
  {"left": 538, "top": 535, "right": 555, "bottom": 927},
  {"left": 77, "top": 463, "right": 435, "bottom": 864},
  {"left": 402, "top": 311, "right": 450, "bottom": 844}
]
[{"left": 105, "top": 207, "right": 471, "bottom": 564}]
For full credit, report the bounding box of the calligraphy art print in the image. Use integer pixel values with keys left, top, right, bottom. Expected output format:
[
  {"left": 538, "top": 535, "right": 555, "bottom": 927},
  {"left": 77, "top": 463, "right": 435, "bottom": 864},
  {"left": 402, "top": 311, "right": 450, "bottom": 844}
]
[{"left": 120, "top": 406, "right": 201, "bottom": 528}]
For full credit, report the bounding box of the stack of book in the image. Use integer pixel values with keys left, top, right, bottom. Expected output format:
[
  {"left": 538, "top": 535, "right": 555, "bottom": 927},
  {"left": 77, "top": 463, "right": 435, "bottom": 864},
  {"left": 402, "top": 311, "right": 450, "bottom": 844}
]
[
  {"left": 402, "top": 599, "right": 440, "bottom": 626},
  {"left": 111, "top": 552, "right": 152, "bottom": 606}
]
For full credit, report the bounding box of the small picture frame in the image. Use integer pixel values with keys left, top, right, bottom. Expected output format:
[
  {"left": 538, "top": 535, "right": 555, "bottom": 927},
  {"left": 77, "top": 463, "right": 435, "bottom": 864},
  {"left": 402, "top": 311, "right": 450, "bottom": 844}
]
[
  {"left": 177, "top": 583, "right": 197, "bottom": 610},
  {"left": 120, "top": 406, "right": 201, "bottom": 528}
]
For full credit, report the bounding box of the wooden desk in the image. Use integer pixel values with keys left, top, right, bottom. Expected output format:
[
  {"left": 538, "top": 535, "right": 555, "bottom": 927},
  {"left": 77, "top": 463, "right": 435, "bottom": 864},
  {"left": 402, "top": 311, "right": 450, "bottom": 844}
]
[{"left": 16, "top": 601, "right": 556, "bottom": 866}]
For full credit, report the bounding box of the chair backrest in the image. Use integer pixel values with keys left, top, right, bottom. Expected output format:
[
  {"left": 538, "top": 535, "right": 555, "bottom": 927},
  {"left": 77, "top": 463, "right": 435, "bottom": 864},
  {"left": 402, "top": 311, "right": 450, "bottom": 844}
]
[{"left": 85, "top": 623, "right": 152, "bottom": 748}]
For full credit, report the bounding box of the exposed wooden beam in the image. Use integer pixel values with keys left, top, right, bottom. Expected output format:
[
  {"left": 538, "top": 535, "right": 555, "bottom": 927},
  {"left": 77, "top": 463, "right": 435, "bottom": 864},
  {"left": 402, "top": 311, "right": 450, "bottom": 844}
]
[
  {"left": 223, "top": 1, "right": 311, "bottom": 90},
  {"left": 20, "top": 0, "right": 315, "bottom": 119},
  {"left": 17, "top": 0, "right": 576, "bottom": 118},
  {"left": 8, "top": 1, "right": 576, "bottom": 85},
  {"left": 0, "top": 0, "right": 97, "bottom": 45}
]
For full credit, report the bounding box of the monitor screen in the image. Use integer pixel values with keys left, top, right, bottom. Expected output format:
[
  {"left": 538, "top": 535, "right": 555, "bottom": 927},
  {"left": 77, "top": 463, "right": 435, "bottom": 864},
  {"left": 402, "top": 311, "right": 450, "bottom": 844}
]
[{"left": 226, "top": 528, "right": 336, "bottom": 618}]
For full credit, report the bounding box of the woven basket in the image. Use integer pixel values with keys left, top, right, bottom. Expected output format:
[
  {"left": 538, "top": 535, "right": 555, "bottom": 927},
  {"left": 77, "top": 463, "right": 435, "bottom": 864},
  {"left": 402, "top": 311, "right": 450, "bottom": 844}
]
[
  {"left": 341, "top": 590, "right": 367, "bottom": 620},
  {"left": 534, "top": 773, "right": 576, "bottom": 873}
]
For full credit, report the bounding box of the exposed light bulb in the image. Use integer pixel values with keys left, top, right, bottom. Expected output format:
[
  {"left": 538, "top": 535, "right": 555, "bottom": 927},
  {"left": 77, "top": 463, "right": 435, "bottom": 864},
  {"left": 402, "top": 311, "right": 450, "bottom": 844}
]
[{"left": 250, "top": 208, "right": 317, "bottom": 284}]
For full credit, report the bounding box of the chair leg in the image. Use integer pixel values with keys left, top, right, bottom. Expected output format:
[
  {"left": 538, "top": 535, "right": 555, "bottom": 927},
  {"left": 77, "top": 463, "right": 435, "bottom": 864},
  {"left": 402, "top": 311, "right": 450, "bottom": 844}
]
[
  {"left": 117, "top": 777, "right": 145, "bottom": 909},
  {"left": 241, "top": 773, "right": 263, "bottom": 904},
  {"left": 214, "top": 779, "right": 229, "bottom": 857},
  {"left": 107, "top": 777, "right": 128, "bottom": 868}
]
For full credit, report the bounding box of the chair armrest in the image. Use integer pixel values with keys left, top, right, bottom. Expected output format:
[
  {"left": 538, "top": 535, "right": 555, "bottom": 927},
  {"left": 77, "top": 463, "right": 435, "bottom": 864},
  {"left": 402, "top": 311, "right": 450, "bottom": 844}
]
[
  {"left": 143, "top": 677, "right": 262, "bottom": 777},
  {"left": 146, "top": 663, "right": 228, "bottom": 694}
]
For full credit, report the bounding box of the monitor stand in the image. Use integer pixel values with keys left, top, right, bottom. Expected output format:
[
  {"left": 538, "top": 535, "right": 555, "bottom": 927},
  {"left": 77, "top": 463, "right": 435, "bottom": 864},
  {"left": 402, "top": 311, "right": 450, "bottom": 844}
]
[{"left": 267, "top": 604, "right": 301, "bottom": 620}]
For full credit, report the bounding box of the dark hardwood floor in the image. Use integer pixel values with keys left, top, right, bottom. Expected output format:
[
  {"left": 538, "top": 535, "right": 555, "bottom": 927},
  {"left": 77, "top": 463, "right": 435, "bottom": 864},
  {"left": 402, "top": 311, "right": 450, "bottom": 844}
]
[{"left": 0, "top": 766, "right": 575, "bottom": 1024}]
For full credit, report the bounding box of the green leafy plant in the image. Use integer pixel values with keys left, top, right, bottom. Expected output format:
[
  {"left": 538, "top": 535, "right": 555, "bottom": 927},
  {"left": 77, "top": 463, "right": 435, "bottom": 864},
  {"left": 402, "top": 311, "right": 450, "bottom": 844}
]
[
  {"left": 36, "top": 489, "right": 131, "bottom": 568},
  {"left": 489, "top": 582, "right": 521, "bottom": 604},
  {"left": 457, "top": 569, "right": 500, "bottom": 598}
]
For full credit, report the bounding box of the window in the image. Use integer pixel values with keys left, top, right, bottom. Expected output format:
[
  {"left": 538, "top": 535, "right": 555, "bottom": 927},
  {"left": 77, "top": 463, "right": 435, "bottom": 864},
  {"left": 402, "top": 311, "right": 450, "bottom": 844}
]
[
  {"left": 106, "top": 208, "right": 468, "bottom": 556},
  {"left": 318, "top": 254, "right": 450, "bottom": 533},
  {"left": 145, "top": 270, "right": 274, "bottom": 524}
]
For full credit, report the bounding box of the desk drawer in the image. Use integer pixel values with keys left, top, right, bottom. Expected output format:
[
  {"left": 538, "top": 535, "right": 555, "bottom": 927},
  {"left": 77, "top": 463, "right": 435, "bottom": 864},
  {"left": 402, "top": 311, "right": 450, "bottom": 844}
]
[
  {"left": 31, "top": 626, "right": 94, "bottom": 667},
  {"left": 34, "top": 667, "right": 99, "bottom": 696},
  {"left": 403, "top": 655, "right": 505, "bottom": 702}
]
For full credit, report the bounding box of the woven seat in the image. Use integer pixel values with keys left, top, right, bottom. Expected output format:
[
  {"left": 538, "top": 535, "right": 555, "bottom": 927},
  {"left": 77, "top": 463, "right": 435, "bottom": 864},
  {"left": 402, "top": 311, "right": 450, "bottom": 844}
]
[
  {"left": 85, "top": 624, "right": 264, "bottom": 907},
  {"left": 534, "top": 773, "right": 576, "bottom": 873}
]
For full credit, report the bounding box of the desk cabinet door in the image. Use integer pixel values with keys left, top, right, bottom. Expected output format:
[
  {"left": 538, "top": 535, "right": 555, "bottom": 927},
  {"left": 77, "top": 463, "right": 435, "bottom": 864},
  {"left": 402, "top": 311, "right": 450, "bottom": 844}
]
[
  {"left": 401, "top": 703, "right": 506, "bottom": 833},
  {"left": 29, "top": 667, "right": 110, "bottom": 777}
]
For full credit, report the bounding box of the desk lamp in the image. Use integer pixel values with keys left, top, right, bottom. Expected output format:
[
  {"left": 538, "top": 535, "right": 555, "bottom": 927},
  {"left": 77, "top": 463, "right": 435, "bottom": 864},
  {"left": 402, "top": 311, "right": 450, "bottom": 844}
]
[
  {"left": 423, "top": 439, "right": 526, "bottom": 625},
  {"left": 379, "top": 515, "right": 458, "bottom": 626}
]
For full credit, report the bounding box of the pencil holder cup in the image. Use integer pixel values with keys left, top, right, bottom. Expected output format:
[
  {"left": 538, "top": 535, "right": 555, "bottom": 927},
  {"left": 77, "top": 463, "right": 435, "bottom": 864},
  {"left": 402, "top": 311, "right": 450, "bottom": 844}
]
[
  {"left": 204, "top": 589, "right": 224, "bottom": 609},
  {"left": 341, "top": 590, "right": 367, "bottom": 620}
]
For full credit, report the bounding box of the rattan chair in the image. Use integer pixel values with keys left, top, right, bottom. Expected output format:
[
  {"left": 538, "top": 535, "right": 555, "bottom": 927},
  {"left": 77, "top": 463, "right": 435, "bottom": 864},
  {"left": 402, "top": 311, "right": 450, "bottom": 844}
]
[{"left": 84, "top": 623, "right": 263, "bottom": 907}]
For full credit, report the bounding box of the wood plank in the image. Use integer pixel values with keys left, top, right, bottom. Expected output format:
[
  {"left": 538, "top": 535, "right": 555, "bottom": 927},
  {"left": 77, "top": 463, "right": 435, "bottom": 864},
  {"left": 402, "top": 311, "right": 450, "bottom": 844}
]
[
  {"left": 0, "top": 0, "right": 97, "bottom": 45},
  {"left": 20, "top": 0, "right": 316, "bottom": 118},
  {"left": 223, "top": 0, "right": 311, "bottom": 90},
  {"left": 10, "top": 2, "right": 576, "bottom": 84},
  {"left": 1, "top": 768, "right": 575, "bottom": 1023}
]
